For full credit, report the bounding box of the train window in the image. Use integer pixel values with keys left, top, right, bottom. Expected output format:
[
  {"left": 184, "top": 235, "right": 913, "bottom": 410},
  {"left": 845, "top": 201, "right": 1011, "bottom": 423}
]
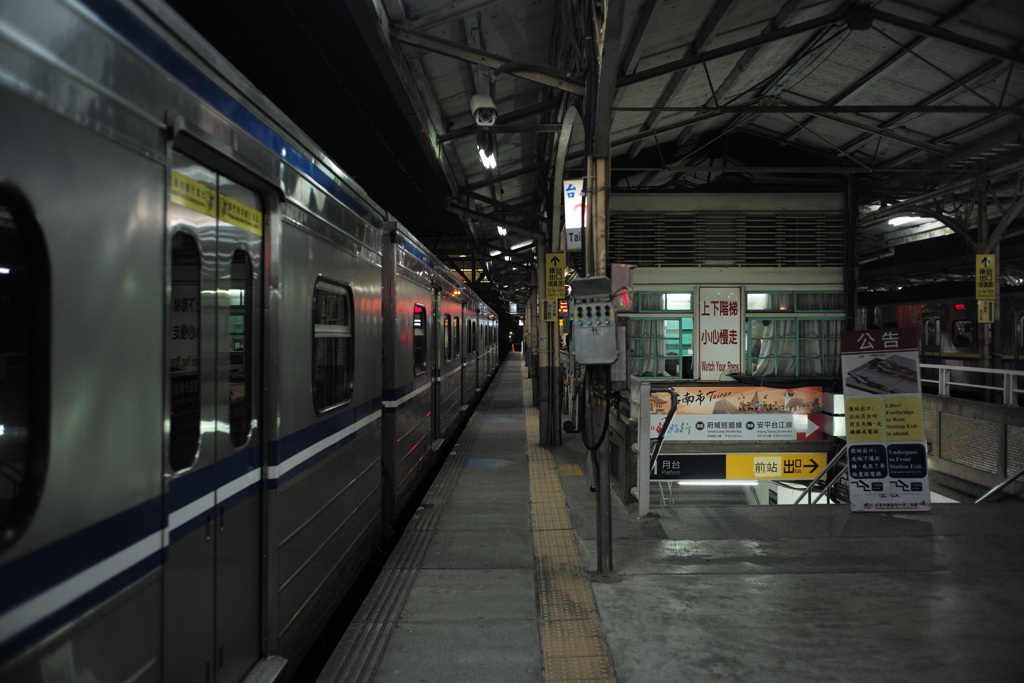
[
  {"left": 169, "top": 232, "right": 202, "bottom": 472},
  {"left": 636, "top": 291, "right": 692, "bottom": 312},
  {"left": 0, "top": 186, "right": 49, "bottom": 552},
  {"left": 413, "top": 304, "right": 427, "bottom": 375},
  {"left": 951, "top": 320, "right": 974, "bottom": 348},
  {"left": 444, "top": 314, "right": 452, "bottom": 362},
  {"left": 453, "top": 317, "right": 460, "bottom": 359},
  {"left": 228, "top": 251, "right": 253, "bottom": 446},
  {"left": 923, "top": 318, "right": 940, "bottom": 348},
  {"left": 313, "top": 280, "right": 354, "bottom": 412}
]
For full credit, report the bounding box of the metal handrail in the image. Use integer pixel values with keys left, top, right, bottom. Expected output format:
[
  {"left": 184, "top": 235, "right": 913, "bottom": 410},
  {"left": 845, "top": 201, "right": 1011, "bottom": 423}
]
[
  {"left": 920, "top": 363, "right": 1024, "bottom": 406},
  {"left": 974, "top": 465, "right": 1024, "bottom": 503},
  {"left": 792, "top": 442, "right": 849, "bottom": 504}
]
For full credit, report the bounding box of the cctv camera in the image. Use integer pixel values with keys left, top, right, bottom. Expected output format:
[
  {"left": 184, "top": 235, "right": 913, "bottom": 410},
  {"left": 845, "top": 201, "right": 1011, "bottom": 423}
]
[{"left": 470, "top": 93, "right": 497, "bottom": 127}]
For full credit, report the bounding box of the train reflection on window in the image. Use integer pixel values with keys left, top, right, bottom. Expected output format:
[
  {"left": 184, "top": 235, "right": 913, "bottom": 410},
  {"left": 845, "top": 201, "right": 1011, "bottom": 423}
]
[
  {"left": 413, "top": 304, "right": 427, "bottom": 375},
  {"left": 313, "top": 280, "right": 353, "bottom": 412},
  {"left": 0, "top": 187, "right": 49, "bottom": 552},
  {"left": 169, "top": 231, "right": 201, "bottom": 472}
]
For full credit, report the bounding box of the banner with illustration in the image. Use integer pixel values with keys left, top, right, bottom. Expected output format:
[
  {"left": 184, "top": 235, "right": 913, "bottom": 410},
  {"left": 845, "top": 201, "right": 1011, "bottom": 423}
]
[{"left": 650, "top": 386, "right": 824, "bottom": 441}]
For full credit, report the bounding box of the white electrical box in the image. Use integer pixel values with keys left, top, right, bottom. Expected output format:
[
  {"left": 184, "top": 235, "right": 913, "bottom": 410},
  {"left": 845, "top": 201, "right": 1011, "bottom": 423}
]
[{"left": 570, "top": 277, "right": 619, "bottom": 365}]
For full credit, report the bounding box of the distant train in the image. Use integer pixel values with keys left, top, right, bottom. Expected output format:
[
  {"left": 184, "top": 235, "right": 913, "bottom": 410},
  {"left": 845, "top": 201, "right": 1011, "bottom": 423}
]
[
  {"left": 856, "top": 282, "right": 1024, "bottom": 394},
  {"left": 0, "top": 1, "right": 499, "bottom": 681}
]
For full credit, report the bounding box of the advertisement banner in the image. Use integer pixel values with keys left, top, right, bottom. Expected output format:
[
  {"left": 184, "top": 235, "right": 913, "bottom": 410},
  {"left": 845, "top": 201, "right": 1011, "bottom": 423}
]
[
  {"left": 840, "top": 328, "right": 930, "bottom": 512},
  {"left": 649, "top": 385, "right": 824, "bottom": 441}
]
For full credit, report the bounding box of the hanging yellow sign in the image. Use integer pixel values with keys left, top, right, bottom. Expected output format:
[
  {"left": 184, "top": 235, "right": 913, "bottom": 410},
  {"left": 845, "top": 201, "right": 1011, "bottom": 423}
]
[
  {"left": 976, "top": 254, "right": 995, "bottom": 300},
  {"left": 545, "top": 253, "right": 565, "bottom": 300}
]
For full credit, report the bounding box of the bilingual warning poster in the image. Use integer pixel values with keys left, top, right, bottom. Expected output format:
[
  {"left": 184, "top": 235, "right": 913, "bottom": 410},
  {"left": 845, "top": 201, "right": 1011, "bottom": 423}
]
[{"left": 840, "top": 328, "right": 930, "bottom": 512}]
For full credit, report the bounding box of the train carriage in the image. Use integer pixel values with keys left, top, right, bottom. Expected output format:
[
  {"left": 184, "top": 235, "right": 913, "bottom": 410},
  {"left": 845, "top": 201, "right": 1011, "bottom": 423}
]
[
  {"left": 382, "top": 225, "right": 440, "bottom": 521},
  {"left": 857, "top": 284, "right": 1024, "bottom": 397},
  {"left": 0, "top": 1, "right": 498, "bottom": 681}
]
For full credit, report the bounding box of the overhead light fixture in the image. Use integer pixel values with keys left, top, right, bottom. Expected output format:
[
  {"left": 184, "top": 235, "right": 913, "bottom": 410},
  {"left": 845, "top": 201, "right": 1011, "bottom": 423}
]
[
  {"left": 888, "top": 216, "right": 919, "bottom": 226},
  {"left": 497, "top": 225, "right": 507, "bottom": 237},
  {"left": 477, "top": 129, "right": 497, "bottom": 169}
]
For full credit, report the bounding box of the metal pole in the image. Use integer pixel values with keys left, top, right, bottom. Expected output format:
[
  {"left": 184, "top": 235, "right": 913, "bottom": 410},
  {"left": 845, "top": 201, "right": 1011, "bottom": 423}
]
[{"left": 591, "top": 366, "right": 612, "bottom": 574}]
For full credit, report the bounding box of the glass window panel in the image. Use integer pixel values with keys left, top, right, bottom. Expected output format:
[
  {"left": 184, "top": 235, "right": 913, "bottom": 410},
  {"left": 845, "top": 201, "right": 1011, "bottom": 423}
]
[
  {"left": 748, "top": 317, "right": 841, "bottom": 377},
  {"left": 169, "top": 232, "right": 202, "bottom": 471},
  {"left": 453, "top": 316, "right": 460, "bottom": 359},
  {"left": 746, "top": 292, "right": 794, "bottom": 311},
  {"left": 636, "top": 291, "right": 692, "bottom": 312},
  {"left": 313, "top": 280, "right": 353, "bottom": 411},
  {"left": 228, "top": 251, "right": 252, "bottom": 447},
  {"left": 627, "top": 317, "right": 693, "bottom": 378},
  {"left": 796, "top": 292, "right": 845, "bottom": 312},
  {"left": 0, "top": 190, "right": 48, "bottom": 551},
  {"left": 951, "top": 320, "right": 973, "bottom": 347},
  {"left": 444, "top": 314, "right": 451, "bottom": 362},
  {"left": 413, "top": 304, "right": 427, "bottom": 375}
]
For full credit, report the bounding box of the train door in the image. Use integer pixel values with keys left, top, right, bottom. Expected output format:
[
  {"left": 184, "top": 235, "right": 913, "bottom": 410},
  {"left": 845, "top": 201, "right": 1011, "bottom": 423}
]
[
  {"left": 920, "top": 309, "right": 941, "bottom": 363},
  {"left": 455, "top": 303, "right": 464, "bottom": 404},
  {"left": 164, "top": 154, "right": 263, "bottom": 682},
  {"left": 431, "top": 286, "right": 442, "bottom": 445}
]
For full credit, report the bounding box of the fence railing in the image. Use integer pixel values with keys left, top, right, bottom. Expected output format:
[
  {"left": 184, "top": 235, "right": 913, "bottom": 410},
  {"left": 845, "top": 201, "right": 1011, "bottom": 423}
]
[{"left": 920, "top": 363, "right": 1024, "bottom": 406}]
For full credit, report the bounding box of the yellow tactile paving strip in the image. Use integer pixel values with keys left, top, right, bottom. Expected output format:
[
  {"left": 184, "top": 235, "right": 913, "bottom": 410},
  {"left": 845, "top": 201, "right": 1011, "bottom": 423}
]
[{"left": 525, "top": 393, "right": 617, "bottom": 682}]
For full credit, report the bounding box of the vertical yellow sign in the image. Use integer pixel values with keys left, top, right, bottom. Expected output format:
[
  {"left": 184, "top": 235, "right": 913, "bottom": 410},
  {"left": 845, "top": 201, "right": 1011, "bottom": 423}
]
[
  {"left": 976, "top": 254, "right": 995, "bottom": 300},
  {"left": 545, "top": 253, "right": 565, "bottom": 300}
]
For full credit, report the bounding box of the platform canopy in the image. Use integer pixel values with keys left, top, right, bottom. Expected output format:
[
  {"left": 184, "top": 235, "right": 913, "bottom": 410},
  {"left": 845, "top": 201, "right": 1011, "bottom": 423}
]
[{"left": 170, "top": 0, "right": 1024, "bottom": 301}]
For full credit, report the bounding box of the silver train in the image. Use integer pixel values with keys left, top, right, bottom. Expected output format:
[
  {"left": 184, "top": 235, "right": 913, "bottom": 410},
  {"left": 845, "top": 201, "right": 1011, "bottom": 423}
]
[
  {"left": 0, "top": 1, "right": 500, "bottom": 681},
  {"left": 856, "top": 284, "right": 1024, "bottom": 394}
]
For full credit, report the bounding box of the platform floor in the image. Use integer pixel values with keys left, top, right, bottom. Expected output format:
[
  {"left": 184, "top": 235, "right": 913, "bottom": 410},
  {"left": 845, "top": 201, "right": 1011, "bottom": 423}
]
[{"left": 317, "top": 355, "right": 1024, "bottom": 682}]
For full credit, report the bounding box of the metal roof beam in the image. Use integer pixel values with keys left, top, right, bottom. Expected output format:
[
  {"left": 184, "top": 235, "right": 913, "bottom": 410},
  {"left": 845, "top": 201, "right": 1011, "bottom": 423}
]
[
  {"left": 401, "top": 0, "right": 506, "bottom": 32},
  {"left": 613, "top": 105, "right": 1020, "bottom": 115},
  {"left": 392, "top": 28, "right": 585, "bottom": 95},
  {"left": 872, "top": 8, "right": 1024, "bottom": 68},
  {"left": 617, "top": 10, "right": 849, "bottom": 88},
  {"left": 445, "top": 198, "right": 545, "bottom": 238},
  {"left": 462, "top": 161, "right": 548, "bottom": 192}
]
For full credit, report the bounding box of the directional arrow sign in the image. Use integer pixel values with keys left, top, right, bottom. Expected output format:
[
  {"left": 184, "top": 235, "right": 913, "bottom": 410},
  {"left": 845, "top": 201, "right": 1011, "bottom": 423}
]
[
  {"left": 725, "top": 453, "right": 828, "bottom": 480},
  {"left": 976, "top": 253, "right": 996, "bottom": 299},
  {"left": 545, "top": 253, "right": 565, "bottom": 300}
]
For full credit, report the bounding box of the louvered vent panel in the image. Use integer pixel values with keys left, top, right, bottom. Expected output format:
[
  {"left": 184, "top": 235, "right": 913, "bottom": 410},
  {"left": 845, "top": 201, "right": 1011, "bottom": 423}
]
[{"left": 609, "top": 211, "right": 846, "bottom": 267}]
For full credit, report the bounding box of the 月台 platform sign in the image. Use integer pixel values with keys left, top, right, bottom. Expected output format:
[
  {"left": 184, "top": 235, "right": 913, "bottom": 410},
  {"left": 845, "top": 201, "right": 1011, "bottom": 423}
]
[
  {"left": 651, "top": 452, "right": 827, "bottom": 480},
  {"left": 840, "top": 328, "right": 930, "bottom": 512}
]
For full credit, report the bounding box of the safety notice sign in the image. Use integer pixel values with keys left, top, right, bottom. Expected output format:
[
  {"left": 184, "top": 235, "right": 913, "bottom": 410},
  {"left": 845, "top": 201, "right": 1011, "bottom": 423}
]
[{"left": 840, "top": 328, "right": 930, "bottom": 512}]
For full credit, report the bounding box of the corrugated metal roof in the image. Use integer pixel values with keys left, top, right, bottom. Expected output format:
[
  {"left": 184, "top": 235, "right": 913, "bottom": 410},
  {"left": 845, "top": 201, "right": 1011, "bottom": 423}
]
[{"left": 171, "top": 0, "right": 1024, "bottom": 298}]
